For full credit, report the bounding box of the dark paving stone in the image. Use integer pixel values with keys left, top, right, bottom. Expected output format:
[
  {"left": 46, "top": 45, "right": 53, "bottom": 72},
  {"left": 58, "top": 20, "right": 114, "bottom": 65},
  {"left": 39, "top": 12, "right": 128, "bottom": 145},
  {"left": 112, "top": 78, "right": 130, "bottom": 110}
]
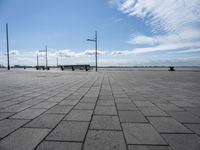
[
  {"left": 140, "top": 107, "right": 168, "bottom": 116},
  {"left": 118, "top": 111, "right": 148, "bottom": 123},
  {"left": 134, "top": 101, "right": 155, "bottom": 107},
  {"left": 25, "top": 114, "right": 64, "bottom": 128},
  {"left": 0, "top": 112, "right": 14, "bottom": 121},
  {"left": 46, "top": 121, "right": 89, "bottom": 142},
  {"left": 97, "top": 100, "right": 115, "bottom": 106},
  {"left": 0, "top": 119, "right": 28, "bottom": 138},
  {"left": 45, "top": 105, "right": 72, "bottom": 114},
  {"left": 116, "top": 103, "right": 137, "bottom": 111},
  {"left": 36, "top": 141, "right": 82, "bottom": 150},
  {"left": 74, "top": 103, "right": 95, "bottom": 109},
  {"left": 83, "top": 130, "right": 127, "bottom": 150},
  {"left": 156, "top": 104, "right": 184, "bottom": 111},
  {"left": 162, "top": 134, "right": 200, "bottom": 150},
  {"left": 59, "top": 100, "right": 79, "bottom": 106},
  {"left": 0, "top": 104, "right": 31, "bottom": 113},
  {"left": 148, "top": 117, "right": 192, "bottom": 133},
  {"left": 184, "top": 124, "right": 200, "bottom": 135},
  {"left": 32, "top": 102, "right": 57, "bottom": 109},
  {"left": 128, "top": 145, "right": 173, "bottom": 150},
  {"left": 0, "top": 128, "right": 50, "bottom": 150},
  {"left": 184, "top": 107, "right": 200, "bottom": 117},
  {"left": 94, "top": 106, "right": 117, "bottom": 115},
  {"left": 10, "top": 108, "right": 46, "bottom": 119},
  {"left": 171, "top": 101, "right": 196, "bottom": 107},
  {"left": 167, "top": 111, "right": 200, "bottom": 123},
  {"left": 64, "top": 110, "right": 93, "bottom": 121},
  {"left": 90, "top": 115, "right": 121, "bottom": 130},
  {"left": 115, "top": 98, "right": 132, "bottom": 103},
  {"left": 122, "top": 123, "right": 166, "bottom": 145},
  {"left": 81, "top": 97, "right": 97, "bottom": 103}
]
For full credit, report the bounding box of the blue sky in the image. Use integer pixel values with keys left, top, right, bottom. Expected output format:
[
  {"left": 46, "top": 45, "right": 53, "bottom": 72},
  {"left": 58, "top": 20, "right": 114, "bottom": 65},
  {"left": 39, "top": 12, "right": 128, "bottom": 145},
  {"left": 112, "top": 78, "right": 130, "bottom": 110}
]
[{"left": 0, "top": 0, "right": 200, "bottom": 66}]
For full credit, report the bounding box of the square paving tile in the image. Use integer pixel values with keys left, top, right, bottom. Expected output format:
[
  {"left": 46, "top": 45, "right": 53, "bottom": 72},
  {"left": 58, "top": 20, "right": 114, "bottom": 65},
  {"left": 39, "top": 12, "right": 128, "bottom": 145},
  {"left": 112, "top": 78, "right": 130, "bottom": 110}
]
[
  {"left": 134, "top": 101, "right": 155, "bottom": 107},
  {"left": 122, "top": 123, "right": 166, "bottom": 145},
  {"left": 184, "top": 124, "right": 200, "bottom": 135},
  {"left": 115, "top": 98, "right": 132, "bottom": 103},
  {"left": 162, "top": 134, "right": 200, "bottom": 150},
  {"left": 90, "top": 115, "right": 121, "bottom": 130},
  {"left": 64, "top": 110, "right": 93, "bottom": 121},
  {"left": 83, "top": 130, "right": 127, "bottom": 150},
  {"left": 118, "top": 111, "right": 148, "bottom": 123},
  {"left": 0, "top": 112, "right": 14, "bottom": 121},
  {"left": 0, "top": 128, "right": 50, "bottom": 150},
  {"left": 97, "top": 100, "right": 115, "bottom": 106},
  {"left": 94, "top": 106, "right": 117, "bottom": 115},
  {"left": 45, "top": 105, "right": 72, "bottom": 114},
  {"left": 183, "top": 107, "right": 200, "bottom": 117},
  {"left": 46, "top": 121, "right": 89, "bottom": 142},
  {"left": 167, "top": 111, "right": 200, "bottom": 123},
  {"left": 36, "top": 141, "right": 82, "bottom": 150},
  {"left": 81, "top": 97, "right": 97, "bottom": 103},
  {"left": 128, "top": 145, "right": 173, "bottom": 150},
  {"left": 0, "top": 104, "right": 31, "bottom": 113},
  {"left": 59, "top": 100, "right": 79, "bottom": 106},
  {"left": 156, "top": 104, "right": 184, "bottom": 111},
  {"left": 116, "top": 103, "right": 137, "bottom": 111},
  {"left": 140, "top": 107, "right": 168, "bottom": 116},
  {"left": 25, "top": 114, "right": 64, "bottom": 128},
  {"left": 148, "top": 117, "right": 192, "bottom": 133},
  {"left": 10, "top": 108, "right": 46, "bottom": 119},
  {"left": 74, "top": 103, "right": 95, "bottom": 109},
  {"left": 31, "top": 102, "right": 57, "bottom": 109},
  {"left": 0, "top": 119, "right": 29, "bottom": 138}
]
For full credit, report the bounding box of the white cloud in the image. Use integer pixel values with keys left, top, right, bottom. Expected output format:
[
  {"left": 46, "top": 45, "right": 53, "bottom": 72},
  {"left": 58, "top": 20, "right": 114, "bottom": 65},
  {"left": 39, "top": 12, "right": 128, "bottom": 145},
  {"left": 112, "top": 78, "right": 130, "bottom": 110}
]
[{"left": 110, "top": 0, "right": 200, "bottom": 33}]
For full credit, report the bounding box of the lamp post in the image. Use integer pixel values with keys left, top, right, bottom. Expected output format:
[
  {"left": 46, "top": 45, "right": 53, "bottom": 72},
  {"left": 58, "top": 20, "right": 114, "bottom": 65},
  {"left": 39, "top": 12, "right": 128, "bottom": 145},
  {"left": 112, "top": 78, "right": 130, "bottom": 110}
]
[
  {"left": 36, "top": 53, "right": 39, "bottom": 67},
  {"left": 87, "top": 31, "right": 97, "bottom": 72},
  {"left": 56, "top": 57, "right": 58, "bottom": 67},
  {"left": 39, "top": 45, "right": 48, "bottom": 69},
  {"left": 6, "top": 23, "right": 10, "bottom": 70}
]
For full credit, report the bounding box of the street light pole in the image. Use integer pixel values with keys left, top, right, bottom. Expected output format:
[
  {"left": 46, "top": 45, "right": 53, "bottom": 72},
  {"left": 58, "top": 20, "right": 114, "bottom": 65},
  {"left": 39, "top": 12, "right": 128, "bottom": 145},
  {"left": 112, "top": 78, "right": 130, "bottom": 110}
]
[
  {"left": 95, "top": 31, "right": 97, "bottom": 72},
  {"left": 87, "top": 31, "right": 98, "bottom": 72},
  {"left": 39, "top": 45, "right": 48, "bottom": 69},
  {"left": 6, "top": 23, "right": 10, "bottom": 70},
  {"left": 37, "top": 53, "right": 39, "bottom": 66},
  {"left": 45, "top": 45, "right": 48, "bottom": 68}
]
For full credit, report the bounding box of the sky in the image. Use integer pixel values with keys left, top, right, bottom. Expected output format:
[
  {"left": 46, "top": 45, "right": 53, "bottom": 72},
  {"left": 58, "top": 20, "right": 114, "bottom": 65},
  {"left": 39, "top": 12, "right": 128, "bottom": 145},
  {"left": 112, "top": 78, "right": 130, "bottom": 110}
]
[{"left": 0, "top": 0, "right": 200, "bottom": 66}]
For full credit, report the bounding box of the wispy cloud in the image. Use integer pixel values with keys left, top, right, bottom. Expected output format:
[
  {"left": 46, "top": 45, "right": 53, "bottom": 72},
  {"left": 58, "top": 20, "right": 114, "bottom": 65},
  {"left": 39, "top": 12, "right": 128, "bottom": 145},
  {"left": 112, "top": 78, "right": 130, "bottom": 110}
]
[
  {"left": 110, "top": 0, "right": 200, "bottom": 33},
  {"left": 109, "top": 0, "right": 200, "bottom": 56}
]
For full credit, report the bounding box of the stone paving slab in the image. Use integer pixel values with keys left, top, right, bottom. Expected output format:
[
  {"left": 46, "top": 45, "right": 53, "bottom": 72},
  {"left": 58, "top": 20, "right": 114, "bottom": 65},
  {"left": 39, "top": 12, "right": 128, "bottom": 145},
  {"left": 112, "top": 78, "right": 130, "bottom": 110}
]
[
  {"left": 0, "top": 128, "right": 50, "bottom": 150},
  {"left": 46, "top": 121, "right": 89, "bottom": 142},
  {"left": 25, "top": 114, "right": 64, "bottom": 128},
  {"left": 0, "top": 119, "right": 29, "bottom": 138},
  {"left": 83, "top": 130, "right": 127, "bottom": 150},
  {"left": 0, "top": 70, "right": 200, "bottom": 150},
  {"left": 148, "top": 117, "right": 192, "bottom": 133},
  {"left": 162, "top": 134, "right": 200, "bottom": 150},
  {"left": 10, "top": 108, "right": 47, "bottom": 119},
  {"left": 90, "top": 115, "right": 121, "bottom": 130},
  {"left": 122, "top": 123, "right": 166, "bottom": 145},
  {"left": 64, "top": 110, "right": 93, "bottom": 121},
  {"left": 118, "top": 111, "right": 148, "bottom": 123},
  {"left": 36, "top": 141, "right": 82, "bottom": 150}
]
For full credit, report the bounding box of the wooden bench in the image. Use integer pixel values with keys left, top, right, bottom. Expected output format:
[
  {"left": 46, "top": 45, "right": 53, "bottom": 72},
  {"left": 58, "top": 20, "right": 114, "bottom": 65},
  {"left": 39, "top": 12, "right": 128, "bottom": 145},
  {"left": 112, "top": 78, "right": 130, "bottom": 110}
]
[{"left": 60, "top": 65, "right": 91, "bottom": 71}]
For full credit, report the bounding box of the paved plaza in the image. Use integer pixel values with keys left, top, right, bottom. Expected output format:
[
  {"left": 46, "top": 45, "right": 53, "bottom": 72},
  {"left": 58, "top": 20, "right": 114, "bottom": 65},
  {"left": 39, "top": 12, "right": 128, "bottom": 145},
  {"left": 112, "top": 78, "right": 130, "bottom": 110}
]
[{"left": 0, "top": 69, "right": 200, "bottom": 150}]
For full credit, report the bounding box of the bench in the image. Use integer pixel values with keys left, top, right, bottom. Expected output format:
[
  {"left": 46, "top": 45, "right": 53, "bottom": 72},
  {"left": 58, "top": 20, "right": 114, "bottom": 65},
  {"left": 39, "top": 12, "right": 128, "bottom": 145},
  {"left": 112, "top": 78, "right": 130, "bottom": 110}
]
[
  {"left": 36, "top": 66, "right": 50, "bottom": 70},
  {"left": 60, "top": 65, "right": 91, "bottom": 71},
  {"left": 168, "top": 66, "right": 175, "bottom": 71}
]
